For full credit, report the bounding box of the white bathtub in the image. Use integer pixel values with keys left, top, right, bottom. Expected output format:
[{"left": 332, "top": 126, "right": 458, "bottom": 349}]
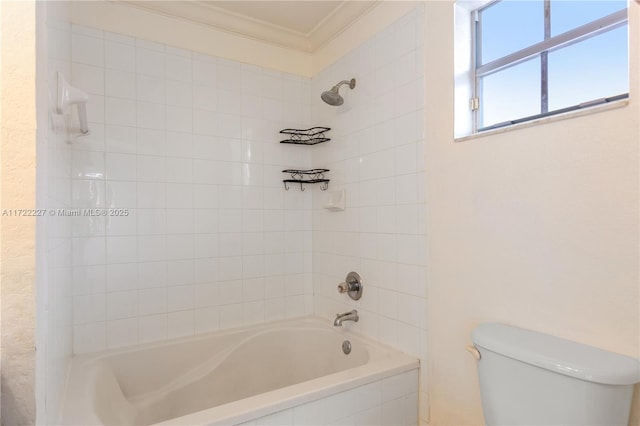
[{"left": 61, "top": 317, "right": 419, "bottom": 425}]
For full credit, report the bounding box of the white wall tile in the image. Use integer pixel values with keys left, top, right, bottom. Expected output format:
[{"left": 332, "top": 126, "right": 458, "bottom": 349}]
[
  {"left": 138, "top": 235, "right": 166, "bottom": 262},
  {"left": 166, "top": 209, "right": 193, "bottom": 234},
  {"left": 137, "top": 209, "right": 166, "bottom": 235},
  {"left": 218, "top": 90, "right": 241, "bottom": 115},
  {"left": 107, "top": 291, "right": 138, "bottom": 320},
  {"left": 106, "top": 262, "right": 138, "bottom": 292},
  {"left": 72, "top": 150, "right": 104, "bottom": 180},
  {"left": 72, "top": 62, "right": 104, "bottom": 95},
  {"left": 218, "top": 113, "right": 242, "bottom": 138},
  {"left": 105, "top": 124, "right": 136, "bottom": 154},
  {"left": 193, "top": 60, "right": 218, "bottom": 88},
  {"left": 137, "top": 155, "right": 165, "bottom": 182},
  {"left": 194, "top": 282, "right": 219, "bottom": 307},
  {"left": 86, "top": 94, "right": 106, "bottom": 124},
  {"left": 107, "top": 318, "right": 138, "bottom": 348},
  {"left": 382, "top": 397, "right": 406, "bottom": 426},
  {"left": 105, "top": 69, "right": 135, "bottom": 99},
  {"left": 73, "top": 265, "right": 106, "bottom": 296},
  {"left": 167, "top": 260, "right": 194, "bottom": 286},
  {"left": 137, "top": 48, "right": 164, "bottom": 78},
  {"left": 166, "top": 157, "right": 193, "bottom": 183},
  {"left": 193, "top": 109, "right": 218, "bottom": 135},
  {"left": 72, "top": 24, "right": 103, "bottom": 39},
  {"left": 166, "top": 80, "right": 192, "bottom": 108},
  {"left": 165, "top": 53, "right": 192, "bottom": 82},
  {"left": 137, "top": 128, "right": 165, "bottom": 156},
  {"left": 138, "top": 288, "right": 167, "bottom": 316},
  {"left": 73, "top": 293, "right": 106, "bottom": 324},
  {"left": 136, "top": 39, "right": 164, "bottom": 52},
  {"left": 218, "top": 62, "right": 241, "bottom": 91},
  {"left": 194, "top": 234, "right": 218, "bottom": 258},
  {"left": 105, "top": 31, "right": 132, "bottom": 45},
  {"left": 194, "top": 209, "right": 218, "bottom": 234},
  {"left": 73, "top": 122, "right": 105, "bottom": 152},
  {"left": 137, "top": 182, "right": 166, "bottom": 208},
  {"left": 168, "top": 286, "right": 194, "bottom": 312},
  {"left": 166, "top": 131, "right": 193, "bottom": 158},
  {"left": 219, "top": 303, "right": 243, "bottom": 329},
  {"left": 106, "top": 153, "right": 136, "bottom": 181},
  {"left": 166, "top": 234, "right": 194, "bottom": 260},
  {"left": 74, "top": 322, "right": 106, "bottom": 354},
  {"left": 72, "top": 27, "right": 317, "bottom": 353},
  {"left": 167, "top": 310, "right": 194, "bottom": 338},
  {"left": 166, "top": 183, "right": 193, "bottom": 208},
  {"left": 137, "top": 74, "right": 165, "bottom": 104},
  {"left": 194, "top": 306, "right": 219, "bottom": 333},
  {"left": 72, "top": 237, "right": 105, "bottom": 266},
  {"left": 137, "top": 102, "right": 165, "bottom": 130},
  {"left": 106, "top": 181, "right": 137, "bottom": 207},
  {"left": 72, "top": 33, "right": 104, "bottom": 67},
  {"left": 106, "top": 236, "right": 137, "bottom": 264},
  {"left": 193, "top": 85, "right": 218, "bottom": 111},
  {"left": 138, "top": 314, "right": 167, "bottom": 343},
  {"left": 292, "top": 400, "right": 325, "bottom": 426},
  {"left": 325, "top": 390, "right": 356, "bottom": 423},
  {"left": 105, "top": 41, "right": 135, "bottom": 72},
  {"left": 138, "top": 261, "right": 167, "bottom": 289},
  {"left": 72, "top": 180, "right": 105, "bottom": 209},
  {"left": 105, "top": 97, "right": 136, "bottom": 127}
]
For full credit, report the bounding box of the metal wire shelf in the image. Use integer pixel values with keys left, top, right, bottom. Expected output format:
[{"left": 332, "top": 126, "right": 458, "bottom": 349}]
[
  {"left": 282, "top": 169, "right": 330, "bottom": 191},
  {"left": 279, "top": 127, "right": 331, "bottom": 145}
]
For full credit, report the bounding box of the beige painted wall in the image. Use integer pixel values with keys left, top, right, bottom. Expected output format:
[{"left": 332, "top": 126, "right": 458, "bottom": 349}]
[
  {"left": 1, "top": 1, "right": 38, "bottom": 424},
  {"left": 424, "top": 1, "right": 640, "bottom": 425}
]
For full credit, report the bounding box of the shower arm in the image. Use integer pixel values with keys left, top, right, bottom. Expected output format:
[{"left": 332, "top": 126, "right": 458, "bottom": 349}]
[{"left": 333, "top": 79, "right": 356, "bottom": 91}]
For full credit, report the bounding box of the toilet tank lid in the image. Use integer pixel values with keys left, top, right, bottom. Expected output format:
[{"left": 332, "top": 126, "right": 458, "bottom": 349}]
[{"left": 472, "top": 323, "right": 640, "bottom": 385}]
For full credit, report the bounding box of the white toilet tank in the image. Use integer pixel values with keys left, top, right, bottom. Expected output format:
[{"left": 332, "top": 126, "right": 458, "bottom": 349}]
[{"left": 471, "top": 323, "right": 640, "bottom": 426}]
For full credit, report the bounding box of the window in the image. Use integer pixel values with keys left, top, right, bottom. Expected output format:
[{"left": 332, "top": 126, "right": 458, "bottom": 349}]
[{"left": 470, "top": 0, "right": 628, "bottom": 132}]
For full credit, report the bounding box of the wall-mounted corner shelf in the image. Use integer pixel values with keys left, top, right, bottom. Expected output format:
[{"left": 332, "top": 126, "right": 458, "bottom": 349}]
[
  {"left": 282, "top": 169, "right": 330, "bottom": 191},
  {"left": 280, "top": 127, "right": 331, "bottom": 145}
]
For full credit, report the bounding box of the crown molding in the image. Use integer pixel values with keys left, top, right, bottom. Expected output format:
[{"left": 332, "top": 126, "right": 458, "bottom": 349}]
[
  {"left": 120, "top": 0, "right": 380, "bottom": 53},
  {"left": 308, "top": 1, "right": 380, "bottom": 51}
]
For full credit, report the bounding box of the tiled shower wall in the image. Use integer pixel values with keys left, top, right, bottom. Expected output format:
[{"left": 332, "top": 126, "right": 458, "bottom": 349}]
[
  {"left": 311, "top": 5, "right": 428, "bottom": 422},
  {"left": 41, "top": 3, "right": 73, "bottom": 423},
  {"left": 69, "top": 25, "right": 314, "bottom": 353}
]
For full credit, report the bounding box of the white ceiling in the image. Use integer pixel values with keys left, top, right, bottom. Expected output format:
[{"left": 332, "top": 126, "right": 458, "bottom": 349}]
[
  {"left": 123, "top": 1, "right": 379, "bottom": 52},
  {"left": 204, "top": 1, "right": 343, "bottom": 35}
]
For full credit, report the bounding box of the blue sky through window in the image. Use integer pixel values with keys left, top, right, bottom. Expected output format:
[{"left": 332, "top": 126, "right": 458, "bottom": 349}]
[{"left": 478, "top": 0, "right": 628, "bottom": 129}]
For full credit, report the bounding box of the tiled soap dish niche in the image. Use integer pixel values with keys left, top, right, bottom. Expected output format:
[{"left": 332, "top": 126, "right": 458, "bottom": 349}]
[{"left": 280, "top": 127, "right": 331, "bottom": 191}]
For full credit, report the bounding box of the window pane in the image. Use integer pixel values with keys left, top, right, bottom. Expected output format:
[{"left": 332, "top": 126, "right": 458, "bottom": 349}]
[
  {"left": 479, "top": 1, "right": 543, "bottom": 64},
  {"left": 480, "top": 57, "right": 540, "bottom": 128},
  {"left": 551, "top": 0, "right": 626, "bottom": 36},
  {"left": 548, "top": 26, "right": 628, "bottom": 111}
]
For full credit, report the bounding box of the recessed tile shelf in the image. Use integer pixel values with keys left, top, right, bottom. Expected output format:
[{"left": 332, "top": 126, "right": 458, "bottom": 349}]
[
  {"left": 282, "top": 169, "right": 330, "bottom": 191},
  {"left": 279, "top": 127, "right": 331, "bottom": 145}
]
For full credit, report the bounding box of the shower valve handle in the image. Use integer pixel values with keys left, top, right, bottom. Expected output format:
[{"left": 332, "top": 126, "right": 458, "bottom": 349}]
[
  {"left": 337, "top": 282, "right": 352, "bottom": 293},
  {"left": 337, "top": 271, "right": 363, "bottom": 300}
]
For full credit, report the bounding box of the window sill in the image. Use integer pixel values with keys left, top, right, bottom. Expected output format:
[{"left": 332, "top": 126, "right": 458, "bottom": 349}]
[{"left": 454, "top": 99, "right": 629, "bottom": 143}]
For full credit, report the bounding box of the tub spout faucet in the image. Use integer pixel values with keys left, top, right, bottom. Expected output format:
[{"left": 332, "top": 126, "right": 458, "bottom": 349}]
[{"left": 334, "top": 310, "right": 359, "bottom": 326}]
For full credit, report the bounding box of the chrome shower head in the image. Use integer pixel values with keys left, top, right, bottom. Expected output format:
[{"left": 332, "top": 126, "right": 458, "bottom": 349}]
[{"left": 321, "top": 78, "right": 356, "bottom": 106}]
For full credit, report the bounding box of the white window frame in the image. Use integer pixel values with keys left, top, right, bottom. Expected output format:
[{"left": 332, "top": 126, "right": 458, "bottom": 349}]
[{"left": 459, "top": 0, "right": 629, "bottom": 135}]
